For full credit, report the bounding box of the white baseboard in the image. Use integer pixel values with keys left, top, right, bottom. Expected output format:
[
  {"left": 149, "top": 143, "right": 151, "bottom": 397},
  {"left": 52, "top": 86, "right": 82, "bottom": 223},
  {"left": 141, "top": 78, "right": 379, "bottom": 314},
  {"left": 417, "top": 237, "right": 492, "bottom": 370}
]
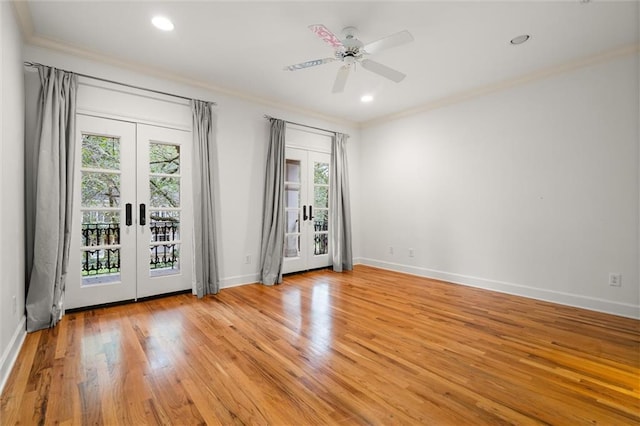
[
  {"left": 0, "top": 316, "right": 26, "bottom": 395},
  {"left": 358, "top": 258, "right": 640, "bottom": 319},
  {"left": 220, "top": 273, "right": 260, "bottom": 289}
]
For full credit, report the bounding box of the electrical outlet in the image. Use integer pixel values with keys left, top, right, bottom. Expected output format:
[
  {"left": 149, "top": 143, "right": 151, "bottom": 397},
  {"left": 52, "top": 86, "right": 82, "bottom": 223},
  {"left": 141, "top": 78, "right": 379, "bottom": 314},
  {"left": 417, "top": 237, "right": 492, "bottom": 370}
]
[
  {"left": 389, "top": 246, "right": 394, "bottom": 255},
  {"left": 244, "top": 254, "right": 252, "bottom": 265},
  {"left": 12, "top": 296, "right": 17, "bottom": 315},
  {"left": 409, "top": 248, "right": 414, "bottom": 258},
  {"left": 609, "top": 273, "right": 622, "bottom": 287}
]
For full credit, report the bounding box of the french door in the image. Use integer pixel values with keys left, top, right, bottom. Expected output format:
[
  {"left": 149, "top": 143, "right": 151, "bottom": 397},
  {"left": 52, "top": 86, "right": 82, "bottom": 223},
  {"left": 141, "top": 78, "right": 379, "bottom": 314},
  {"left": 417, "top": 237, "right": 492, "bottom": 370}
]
[
  {"left": 66, "top": 114, "right": 192, "bottom": 309},
  {"left": 282, "top": 147, "right": 331, "bottom": 274}
]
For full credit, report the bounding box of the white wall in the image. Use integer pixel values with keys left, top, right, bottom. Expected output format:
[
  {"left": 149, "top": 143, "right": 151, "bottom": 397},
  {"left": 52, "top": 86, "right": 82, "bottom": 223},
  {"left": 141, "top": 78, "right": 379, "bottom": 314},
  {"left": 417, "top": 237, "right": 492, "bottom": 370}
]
[
  {"left": 22, "top": 44, "right": 361, "bottom": 290},
  {"left": 0, "top": 2, "right": 26, "bottom": 392},
  {"left": 360, "top": 54, "right": 639, "bottom": 318}
]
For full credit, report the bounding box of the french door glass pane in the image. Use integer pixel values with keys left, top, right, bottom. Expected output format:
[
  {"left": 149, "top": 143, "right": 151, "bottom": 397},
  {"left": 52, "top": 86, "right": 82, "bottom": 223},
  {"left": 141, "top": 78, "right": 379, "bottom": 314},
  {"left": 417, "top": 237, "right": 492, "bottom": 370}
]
[
  {"left": 314, "top": 233, "right": 329, "bottom": 255},
  {"left": 150, "top": 143, "right": 180, "bottom": 174},
  {"left": 285, "top": 184, "right": 300, "bottom": 208},
  {"left": 286, "top": 159, "right": 301, "bottom": 211},
  {"left": 313, "top": 209, "right": 329, "bottom": 256},
  {"left": 314, "top": 162, "right": 329, "bottom": 184},
  {"left": 82, "top": 221, "right": 120, "bottom": 246},
  {"left": 149, "top": 244, "right": 180, "bottom": 277},
  {"left": 82, "top": 135, "right": 119, "bottom": 169},
  {"left": 149, "top": 211, "right": 180, "bottom": 242},
  {"left": 82, "top": 210, "right": 120, "bottom": 224},
  {"left": 314, "top": 186, "right": 328, "bottom": 208},
  {"left": 285, "top": 235, "right": 300, "bottom": 258},
  {"left": 81, "top": 248, "right": 121, "bottom": 283},
  {"left": 313, "top": 161, "right": 329, "bottom": 257},
  {"left": 286, "top": 159, "right": 301, "bottom": 182},
  {"left": 148, "top": 142, "right": 182, "bottom": 278},
  {"left": 81, "top": 172, "right": 121, "bottom": 207},
  {"left": 287, "top": 210, "right": 300, "bottom": 233},
  {"left": 150, "top": 176, "right": 180, "bottom": 208},
  {"left": 148, "top": 210, "right": 181, "bottom": 277},
  {"left": 80, "top": 213, "right": 121, "bottom": 284},
  {"left": 313, "top": 209, "right": 328, "bottom": 231},
  {"left": 80, "top": 132, "right": 122, "bottom": 285}
]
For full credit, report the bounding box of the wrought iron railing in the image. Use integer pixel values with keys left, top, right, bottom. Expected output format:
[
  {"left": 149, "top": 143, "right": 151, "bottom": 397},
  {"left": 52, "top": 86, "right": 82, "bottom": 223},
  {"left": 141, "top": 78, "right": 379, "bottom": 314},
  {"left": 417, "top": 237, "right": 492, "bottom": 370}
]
[
  {"left": 314, "top": 220, "right": 328, "bottom": 232},
  {"left": 150, "top": 221, "right": 179, "bottom": 269},
  {"left": 82, "top": 223, "right": 120, "bottom": 246},
  {"left": 82, "top": 248, "right": 120, "bottom": 276},
  {"left": 151, "top": 222, "right": 179, "bottom": 242},
  {"left": 314, "top": 233, "right": 328, "bottom": 255},
  {"left": 81, "top": 223, "right": 120, "bottom": 276},
  {"left": 313, "top": 219, "right": 328, "bottom": 255},
  {"left": 150, "top": 243, "right": 179, "bottom": 269},
  {"left": 81, "top": 222, "right": 180, "bottom": 274}
]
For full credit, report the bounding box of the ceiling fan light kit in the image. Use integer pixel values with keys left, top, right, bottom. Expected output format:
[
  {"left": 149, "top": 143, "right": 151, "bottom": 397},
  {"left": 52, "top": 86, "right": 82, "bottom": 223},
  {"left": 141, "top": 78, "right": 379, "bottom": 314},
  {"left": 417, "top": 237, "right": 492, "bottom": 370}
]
[{"left": 284, "top": 24, "right": 414, "bottom": 93}]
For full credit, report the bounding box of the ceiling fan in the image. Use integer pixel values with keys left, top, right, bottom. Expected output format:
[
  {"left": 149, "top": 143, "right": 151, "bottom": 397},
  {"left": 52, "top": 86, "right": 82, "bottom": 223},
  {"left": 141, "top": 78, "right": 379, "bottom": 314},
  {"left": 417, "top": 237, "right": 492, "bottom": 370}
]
[{"left": 284, "top": 24, "right": 414, "bottom": 93}]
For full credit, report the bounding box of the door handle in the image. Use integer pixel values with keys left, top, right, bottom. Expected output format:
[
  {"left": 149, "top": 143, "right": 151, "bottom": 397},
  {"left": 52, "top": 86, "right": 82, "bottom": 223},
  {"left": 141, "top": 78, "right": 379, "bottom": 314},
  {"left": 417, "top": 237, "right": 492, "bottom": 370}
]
[
  {"left": 303, "top": 205, "right": 308, "bottom": 221},
  {"left": 139, "top": 203, "right": 146, "bottom": 226},
  {"left": 125, "top": 203, "right": 132, "bottom": 226},
  {"left": 309, "top": 205, "right": 313, "bottom": 221}
]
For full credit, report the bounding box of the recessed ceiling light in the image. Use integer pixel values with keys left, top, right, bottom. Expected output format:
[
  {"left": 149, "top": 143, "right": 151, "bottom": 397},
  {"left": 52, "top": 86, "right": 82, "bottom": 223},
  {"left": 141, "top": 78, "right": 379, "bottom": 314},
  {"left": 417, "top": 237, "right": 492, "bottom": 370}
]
[
  {"left": 361, "top": 94, "right": 374, "bottom": 103},
  {"left": 510, "top": 35, "right": 530, "bottom": 45},
  {"left": 152, "top": 16, "right": 174, "bottom": 31}
]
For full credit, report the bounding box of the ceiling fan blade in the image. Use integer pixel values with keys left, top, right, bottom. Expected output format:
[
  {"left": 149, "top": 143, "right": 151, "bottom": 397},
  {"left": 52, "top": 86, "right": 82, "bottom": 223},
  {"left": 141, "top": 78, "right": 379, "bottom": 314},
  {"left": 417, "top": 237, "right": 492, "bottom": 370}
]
[
  {"left": 284, "top": 58, "right": 335, "bottom": 71},
  {"left": 332, "top": 66, "right": 350, "bottom": 93},
  {"left": 308, "top": 24, "right": 343, "bottom": 49},
  {"left": 363, "top": 30, "right": 414, "bottom": 55},
  {"left": 360, "top": 59, "right": 406, "bottom": 83}
]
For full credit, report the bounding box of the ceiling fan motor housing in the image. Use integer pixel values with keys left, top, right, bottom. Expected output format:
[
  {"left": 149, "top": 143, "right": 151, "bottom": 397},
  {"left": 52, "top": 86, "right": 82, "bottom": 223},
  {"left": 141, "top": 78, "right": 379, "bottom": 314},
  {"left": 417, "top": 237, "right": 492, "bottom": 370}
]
[{"left": 337, "top": 27, "right": 364, "bottom": 64}]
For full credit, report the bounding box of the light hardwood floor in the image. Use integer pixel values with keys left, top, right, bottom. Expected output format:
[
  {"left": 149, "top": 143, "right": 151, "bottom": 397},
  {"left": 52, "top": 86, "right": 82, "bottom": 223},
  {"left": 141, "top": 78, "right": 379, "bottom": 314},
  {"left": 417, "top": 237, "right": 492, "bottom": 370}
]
[{"left": 1, "top": 266, "right": 639, "bottom": 425}]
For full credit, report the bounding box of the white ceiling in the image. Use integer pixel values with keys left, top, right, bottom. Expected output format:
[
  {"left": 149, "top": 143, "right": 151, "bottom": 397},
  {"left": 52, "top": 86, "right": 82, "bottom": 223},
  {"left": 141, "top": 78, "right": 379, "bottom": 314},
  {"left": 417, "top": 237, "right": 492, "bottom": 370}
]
[{"left": 20, "top": 1, "right": 640, "bottom": 124}]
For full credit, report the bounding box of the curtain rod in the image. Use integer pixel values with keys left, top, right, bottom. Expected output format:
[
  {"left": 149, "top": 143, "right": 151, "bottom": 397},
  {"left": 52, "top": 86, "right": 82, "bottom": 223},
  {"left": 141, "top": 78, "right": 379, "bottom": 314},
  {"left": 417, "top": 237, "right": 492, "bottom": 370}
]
[
  {"left": 23, "top": 61, "right": 216, "bottom": 106},
  {"left": 264, "top": 114, "right": 347, "bottom": 137}
]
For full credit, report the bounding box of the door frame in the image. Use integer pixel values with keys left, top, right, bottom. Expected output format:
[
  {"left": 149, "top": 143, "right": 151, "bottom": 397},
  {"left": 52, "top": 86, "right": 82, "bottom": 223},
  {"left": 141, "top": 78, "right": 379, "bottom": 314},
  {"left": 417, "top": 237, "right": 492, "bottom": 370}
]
[
  {"left": 282, "top": 145, "right": 332, "bottom": 274},
  {"left": 68, "top": 115, "right": 194, "bottom": 309}
]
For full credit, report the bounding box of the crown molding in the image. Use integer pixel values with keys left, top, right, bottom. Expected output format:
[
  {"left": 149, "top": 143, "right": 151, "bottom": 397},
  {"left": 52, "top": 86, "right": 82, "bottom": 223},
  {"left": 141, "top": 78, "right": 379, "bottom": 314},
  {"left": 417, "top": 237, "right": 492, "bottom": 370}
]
[
  {"left": 361, "top": 42, "right": 640, "bottom": 128},
  {"left": 12, "top": 1, "right": 34, "bottom": 40}
]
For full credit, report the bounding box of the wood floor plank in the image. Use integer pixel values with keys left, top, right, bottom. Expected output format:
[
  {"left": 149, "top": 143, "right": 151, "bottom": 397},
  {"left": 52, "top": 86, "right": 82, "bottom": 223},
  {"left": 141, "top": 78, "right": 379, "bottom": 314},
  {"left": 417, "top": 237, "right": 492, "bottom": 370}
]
[{"left": 2, "top": 265, "right": 639, "bottom": 425}]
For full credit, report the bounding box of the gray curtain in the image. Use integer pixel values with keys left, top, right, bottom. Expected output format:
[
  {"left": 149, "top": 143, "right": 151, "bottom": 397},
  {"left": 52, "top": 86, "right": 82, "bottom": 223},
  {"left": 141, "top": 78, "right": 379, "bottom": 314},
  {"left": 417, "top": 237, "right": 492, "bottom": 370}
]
[
  {"left": 259, "top": 119, "right": 286, "bottom": 285},
  {"left": 26, "top": 66, "right": 78, "bottom": 332},
  {"left": 330, "top": 132, "right": 353, "bottom": 272},
  {"left": 191, "top": 100, "right": 220, "bottom": 297}
]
